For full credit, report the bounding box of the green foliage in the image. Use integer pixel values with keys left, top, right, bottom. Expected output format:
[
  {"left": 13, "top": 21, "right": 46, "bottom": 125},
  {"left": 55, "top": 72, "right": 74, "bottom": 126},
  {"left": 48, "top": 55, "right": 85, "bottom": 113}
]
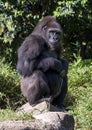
[
  {"left": 54, "top": 1, "right": 75, "bottom": 17},
  {"left": 0, "top": 0, "right": 42, "bottom": 64},
  {"left": 0, "top": 0, "right": 92, "bottom": 63},
  {"left": 0, "top": 109, "right": 34, "bottom": 121},
  {"left": 0, "top": 0, "right": 41, "bottom": 44},
  {"left": 0, "top": 57, "right": 24, "bottom": 109},
  {"left": 0, "top": 2, "right": 19, "bottom": 43},
  {"left": 54, "top": 0, "right": 92, "bottom": 59},
  {"left": 65, "top": 57, "right": 92, "bottom": 129}
]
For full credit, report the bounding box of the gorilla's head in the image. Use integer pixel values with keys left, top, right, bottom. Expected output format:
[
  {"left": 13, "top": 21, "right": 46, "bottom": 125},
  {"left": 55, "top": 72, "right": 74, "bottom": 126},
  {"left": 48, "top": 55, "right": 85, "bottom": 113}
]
[{"left": 32, "top": 16, "right": 62, "bottom": 52}]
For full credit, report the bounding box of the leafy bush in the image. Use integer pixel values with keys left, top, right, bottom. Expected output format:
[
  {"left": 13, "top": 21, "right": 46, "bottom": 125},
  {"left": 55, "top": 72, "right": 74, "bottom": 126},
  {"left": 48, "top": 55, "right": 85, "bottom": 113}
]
[
  {"left": 0, "top": 0, "right": 92, "bottom": 64},
  {"left": 65, "top": 57, "right": 92, "bottom": 129},
  {"left": 0, "top": 57, "right": 25, "bottom": 109}
]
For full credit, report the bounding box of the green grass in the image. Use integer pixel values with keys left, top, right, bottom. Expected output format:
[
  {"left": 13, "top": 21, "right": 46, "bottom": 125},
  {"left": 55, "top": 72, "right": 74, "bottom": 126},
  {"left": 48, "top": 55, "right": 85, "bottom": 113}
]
[
  {"left": 0, "top": 109, "right": 34, "bottom": 121},
  {"left": 65, "top": 57, "right": 92, "bottom": 130},
  {"left": 0, "top": 57, "right": 92, "bottom": 129},
  {"left": 0, "top": 57, "right": 25, "bottom": 109}
]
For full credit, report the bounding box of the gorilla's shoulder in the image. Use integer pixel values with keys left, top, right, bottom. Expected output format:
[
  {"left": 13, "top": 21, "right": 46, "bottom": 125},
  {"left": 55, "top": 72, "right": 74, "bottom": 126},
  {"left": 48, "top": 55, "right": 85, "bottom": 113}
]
[{"left": 22, "top": 34, "right": 46, "bottom": 46}]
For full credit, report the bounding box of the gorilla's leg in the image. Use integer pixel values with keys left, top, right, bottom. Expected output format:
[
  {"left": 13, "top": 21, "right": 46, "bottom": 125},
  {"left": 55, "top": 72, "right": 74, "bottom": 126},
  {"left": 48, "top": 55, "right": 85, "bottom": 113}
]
[
  {"left": 45, "top": 71, "right": 63, "bottom": 102},
  {"left": 52, "top": 76, "right": 68, "bottom": 108},
  {"left": 21, "top": 70, "right": 50, "bottom": 105}
]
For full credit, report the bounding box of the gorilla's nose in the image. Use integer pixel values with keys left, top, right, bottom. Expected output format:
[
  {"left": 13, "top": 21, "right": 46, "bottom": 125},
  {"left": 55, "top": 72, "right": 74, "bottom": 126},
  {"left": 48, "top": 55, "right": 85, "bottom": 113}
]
[
  {"left": 54, "top": 35, "right": 59, "bottom": 41},
  {"left": 54, "top": 34, "right": 60, "bottom": 43}
]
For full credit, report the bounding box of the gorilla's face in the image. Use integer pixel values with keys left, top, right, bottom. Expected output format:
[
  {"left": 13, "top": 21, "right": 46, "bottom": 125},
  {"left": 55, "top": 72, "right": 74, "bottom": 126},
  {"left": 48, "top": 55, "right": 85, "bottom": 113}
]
[
  {"left": 42, "top": 21, "right": 62, "bottom": 51},
  {"left": 47, "top": 28, "right": 61, "bottom": 50},
  {"left": 48, "top": 30, "right": 61, "bottom": 44},
  {"left": 32, "top": 16, "right": 62, "bottom": 51}
]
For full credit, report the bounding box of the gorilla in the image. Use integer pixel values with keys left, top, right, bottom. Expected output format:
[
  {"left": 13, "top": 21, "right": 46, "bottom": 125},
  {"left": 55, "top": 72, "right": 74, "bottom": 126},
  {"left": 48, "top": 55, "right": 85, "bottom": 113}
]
[{"left": 17, "top": 16, "right": 68, "bottom": 108}]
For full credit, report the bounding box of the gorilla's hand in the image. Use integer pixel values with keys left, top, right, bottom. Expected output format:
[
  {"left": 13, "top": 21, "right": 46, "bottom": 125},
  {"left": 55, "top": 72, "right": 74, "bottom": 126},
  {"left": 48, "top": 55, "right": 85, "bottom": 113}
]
[
  {"left": 60, "top": 70, "right": 67, "bottom": 77},
  {"left": 59, "top": 58, "right": 68, "bottom": 77},
  {"left": 37, "top": 57, "right": 62, "bottom": 72}
]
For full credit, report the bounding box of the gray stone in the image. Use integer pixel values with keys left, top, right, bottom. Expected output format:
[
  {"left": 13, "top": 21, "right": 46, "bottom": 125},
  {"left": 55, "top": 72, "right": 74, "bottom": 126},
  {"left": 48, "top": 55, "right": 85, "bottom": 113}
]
[
  {"left": 17, "top": 101, "right": 63, "bottom": 116},
  {"left": 34, "top": 112, "right": 74, "bottom": 130},
  {"left": 0, "top": 112, "right": 74, "bottom": 130},
  {"left": 0, "top": 101, "right": 75, "bottom": 130},
  {"left": 0, "top": 120, "right": 51, "bottom": 130}
]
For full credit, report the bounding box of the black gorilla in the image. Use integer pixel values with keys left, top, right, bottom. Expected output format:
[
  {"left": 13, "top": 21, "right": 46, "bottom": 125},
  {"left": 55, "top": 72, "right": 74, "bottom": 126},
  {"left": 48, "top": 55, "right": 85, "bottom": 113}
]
[{"left": 17, "top": 16, "right": 68, "bottom": 108}]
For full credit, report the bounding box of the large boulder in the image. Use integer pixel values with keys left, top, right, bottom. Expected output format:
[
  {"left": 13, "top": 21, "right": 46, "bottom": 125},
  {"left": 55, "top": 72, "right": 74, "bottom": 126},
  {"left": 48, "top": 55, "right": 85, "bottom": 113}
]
[{"left": 0, "top": 101, "right": 75, "bottom": 130}]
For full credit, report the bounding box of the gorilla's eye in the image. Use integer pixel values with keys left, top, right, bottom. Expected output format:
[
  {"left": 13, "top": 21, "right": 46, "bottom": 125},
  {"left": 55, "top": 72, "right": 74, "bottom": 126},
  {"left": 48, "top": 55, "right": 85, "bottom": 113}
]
[{"left": 43, "top": 25, "right": 47, "bottom": 31}]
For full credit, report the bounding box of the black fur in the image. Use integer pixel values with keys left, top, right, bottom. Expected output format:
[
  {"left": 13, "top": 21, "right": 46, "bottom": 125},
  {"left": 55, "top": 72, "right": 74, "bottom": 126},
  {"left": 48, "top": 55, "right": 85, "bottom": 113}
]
[{"left": 17, "top": 16, "right": 68, "bottom": 107}]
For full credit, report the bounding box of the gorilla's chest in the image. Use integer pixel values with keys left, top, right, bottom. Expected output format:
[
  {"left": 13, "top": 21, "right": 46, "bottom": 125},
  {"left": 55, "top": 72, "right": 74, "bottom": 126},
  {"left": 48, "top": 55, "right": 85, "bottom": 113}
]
[{"left": 41, "top": 50, "right": 58, "bottom": 58}]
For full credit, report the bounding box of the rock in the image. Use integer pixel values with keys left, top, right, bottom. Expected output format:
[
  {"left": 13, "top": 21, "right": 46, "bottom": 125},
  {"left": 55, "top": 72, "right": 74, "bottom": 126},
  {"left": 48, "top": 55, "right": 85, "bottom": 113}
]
[
  {"left": 0, "top": 102, "right": 75, "bottom": 130},
  {"left": 17, "top": 101, "right": 62, "bottom": 115},
  {"left": 0, "top": 120, "right": 52, "bottom": 130},
  {"left": 34, "top": 112, "right": 74, "bottom": 130},
  {"left": 0, "top": 112, "right": 74, "bottom": 130}
]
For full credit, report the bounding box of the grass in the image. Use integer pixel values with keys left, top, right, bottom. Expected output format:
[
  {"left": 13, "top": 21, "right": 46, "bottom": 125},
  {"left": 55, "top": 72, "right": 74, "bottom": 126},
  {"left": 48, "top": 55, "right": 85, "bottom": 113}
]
[
  {"left": 0, "top": 108, "right": 34, "bottom": 121},
  {"left": 65, "top": 57, "right": 92, "bottom": 130},
  {"left": 0, "top": 57, "right": 92, "bottom": 129}
]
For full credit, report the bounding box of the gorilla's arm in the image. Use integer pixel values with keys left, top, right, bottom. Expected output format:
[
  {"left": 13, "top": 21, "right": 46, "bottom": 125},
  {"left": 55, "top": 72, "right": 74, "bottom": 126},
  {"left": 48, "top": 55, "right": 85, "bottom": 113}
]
[
  {"left": 37, "top": 57, "right": 63, "bottom": 73},
  {"left": 37, "top": 57, "right": 68, "bottom": 77},
  {"left": 17, "top": 35, "right": 45, "bottom": 77}
]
